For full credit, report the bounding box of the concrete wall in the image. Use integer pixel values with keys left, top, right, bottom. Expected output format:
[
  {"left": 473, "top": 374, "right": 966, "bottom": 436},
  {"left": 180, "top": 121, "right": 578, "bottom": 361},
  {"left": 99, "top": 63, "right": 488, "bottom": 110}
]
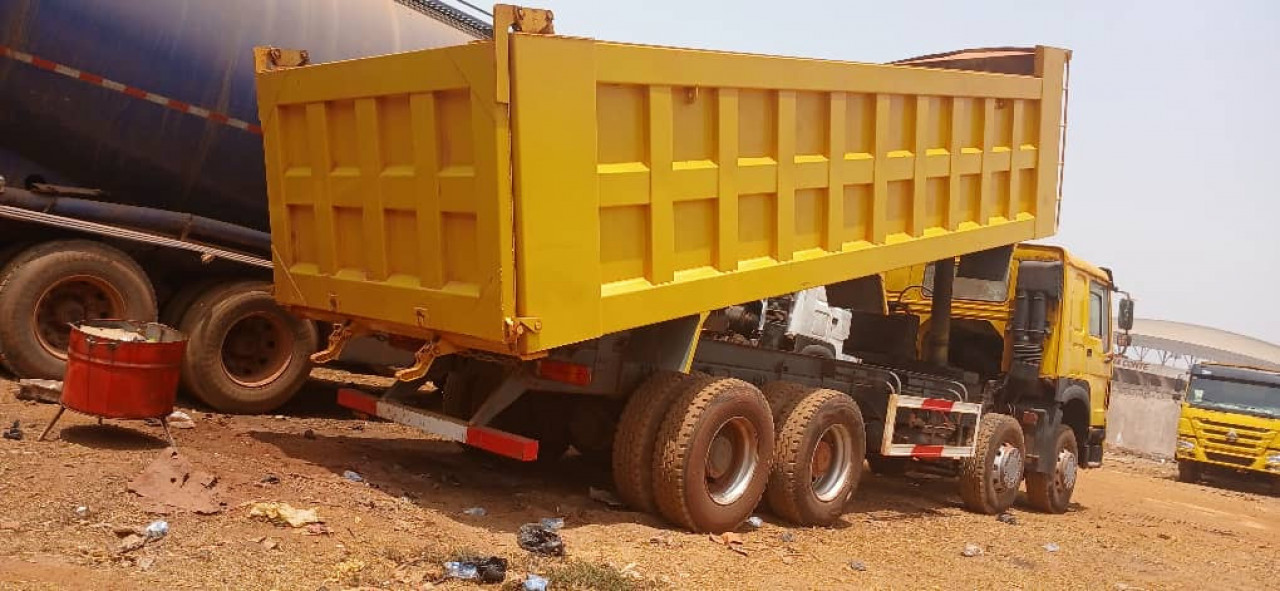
[{"left": 1105, "top": 383, "right": 1182, "bottom": 458}]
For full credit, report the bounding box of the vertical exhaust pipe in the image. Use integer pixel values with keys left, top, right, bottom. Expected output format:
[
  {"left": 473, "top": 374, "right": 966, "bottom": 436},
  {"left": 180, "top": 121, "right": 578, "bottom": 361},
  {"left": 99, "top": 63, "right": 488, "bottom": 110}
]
[{"left": 926, "top": 259, "right": 954, "bottom": 366}]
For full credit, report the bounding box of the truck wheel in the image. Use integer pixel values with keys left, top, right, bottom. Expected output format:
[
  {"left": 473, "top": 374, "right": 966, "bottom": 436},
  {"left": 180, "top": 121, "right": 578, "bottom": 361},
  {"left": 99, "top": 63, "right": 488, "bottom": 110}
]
[
  {"left": 653, "top": 377, "right": 775, "bottom": 532},
  {"left": 0, "top": 240, "right": 156, "bottom": 378},
  {"left": 160, "top": 277, "right": 226, "bottom": 327},
  {"left": 762, "top": 381, "right": 808, "bottom": 425},
  {"left": 958, "top": 413, "right": 1025, "bottom": 514},
  {"left": 1176, "top": 461, "right": 1203, "bottom": 483},
  {"left": 1025, "top": 426, "right": 1078, "bottom": 514},
  {"left": 765, "top": 388, "right": 865, "bottom": 526},
  {"left": 178, "top": 281, "right": 317, "bottom": 413},
  {"left": 612, "top": 371, "right": 695, "bottom": 513}
]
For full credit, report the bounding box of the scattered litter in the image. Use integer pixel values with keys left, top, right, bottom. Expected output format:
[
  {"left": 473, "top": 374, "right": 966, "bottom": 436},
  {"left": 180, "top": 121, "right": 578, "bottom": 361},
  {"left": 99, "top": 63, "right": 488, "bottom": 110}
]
[
  {"left": 342, "top": 470, "right": 364, "bottom": 483},
  {"left": 1043, "top": 542, "right": 1060, "bottom": 553},
  {"left": 539, "top": 517, "right": 565, "bottom": 531},
  {"left": 746, "top": 516, "right": 764, "bottom": 529},
  {"left": 3, "top": 420, "right": 22, "bottom": 441},
  {"left": 144, "top": 520, "right": 169, "bottom": 540},
  {"left": 710, "top": 532, "right": 748, "bottom": 556},
  {"left": 779, "top": 532, "right": 795, "bottom": 543},
  {"left": 462, "top": 507, "right": 487, "bottom": 517},
  {"left": 74, "top": 506, "right": 90, "bottom": 519},
  {"left": 272, "top": 415, "right": 287, "bottom": 421},
  {"left": 523, "top": 573, "right": 549, "bottom": 591},
  {"left": 167, "top": 411, "right": 195, "bottom": 429},
  {"left": 259, "top": 474, "right": 280, "bottom": 485},
  {"left": 128, "top": 448, "right": 222, "bottom": 514},
  {"left": 305, "top": 523, "right": 331, "bottom": 536},
  {"left": 962, "top": 543, "right": 983, "bottom": 557},
  {"left": 16, "top": 379, "right": 61, "bottom": 404},
  {"left": 247, "top": 502, "right": 321, "bottom": 528},
  {"left": 518, "top": 523, "right": 566, "bottom": 557},
  {"left": 444, "top": 557, "right": 507, "bottom": 584},
  {"left": 137, "top": 556, "right": 156, "bottom": 571},
  {"left": 997, "top": 512, "right": 1018, "bottom": 525},
  {"left": 587, "top": 487, "right": 623, "bottom": 508},
  {"left": 303, "top": 429, "right": 316, "bottom": 440},
  {"left": 848, "top": 560, "right": 868, "bottom": 572}
]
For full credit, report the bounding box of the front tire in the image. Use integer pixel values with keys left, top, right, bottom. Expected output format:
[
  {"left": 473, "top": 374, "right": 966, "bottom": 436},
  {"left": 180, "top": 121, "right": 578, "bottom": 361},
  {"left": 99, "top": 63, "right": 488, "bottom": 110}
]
[
  {"left": 1025, "top": 426, "right": 1079, "bottom": 513},
  {"left": 652, "top": 377, "right": 774, "bottom": 532},
  {"left": 959, "top": 413, "right": 1025, "bottom": 514},
  {"left": 1176, "top": 460, "right": 1203, "bottom": 483}
]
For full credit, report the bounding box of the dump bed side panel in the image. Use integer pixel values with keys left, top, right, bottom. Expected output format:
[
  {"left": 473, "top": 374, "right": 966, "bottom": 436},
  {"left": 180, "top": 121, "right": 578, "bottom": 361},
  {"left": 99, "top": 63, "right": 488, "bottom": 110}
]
[
  {"left": 512, "top": 35, "right": 1067, "bottom": 353},
  {"left": 258, "top": 43, "right": 514, "bottom": 344}
]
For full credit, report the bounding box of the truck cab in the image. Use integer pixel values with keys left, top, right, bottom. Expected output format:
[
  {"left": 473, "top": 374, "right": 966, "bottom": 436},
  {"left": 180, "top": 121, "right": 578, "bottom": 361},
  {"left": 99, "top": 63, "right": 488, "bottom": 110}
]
[
  {"left": 1175, "top": 363, "right": 1280, "bottom": 492},
  {"left": 871, "top": 244, "right": 1130, "bottom": 507}
]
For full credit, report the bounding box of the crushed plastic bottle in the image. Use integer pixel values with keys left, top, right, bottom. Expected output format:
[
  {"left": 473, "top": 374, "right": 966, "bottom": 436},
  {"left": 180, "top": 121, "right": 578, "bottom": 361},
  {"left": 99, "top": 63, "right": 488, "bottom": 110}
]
[
  {"left": 342, "top": 470, "right": 364, "bottom": 483},
  {"left": 746, "top": 516, "right": 764, "bottom": 529},
  {"left": 524, "top": 574, "right": 549, "bottom": 591},
  {"left": 444, "top": 561, "right": 478, "bottom": 580},
  {"left": 144, "top": 520, "right": 169, "bottom": 540},
  {"left": 1044, "top": 542, "right": 1060, "bottom": 553},
  {"left": 462, "top": 507, "right": 487, "bottom": 517}
]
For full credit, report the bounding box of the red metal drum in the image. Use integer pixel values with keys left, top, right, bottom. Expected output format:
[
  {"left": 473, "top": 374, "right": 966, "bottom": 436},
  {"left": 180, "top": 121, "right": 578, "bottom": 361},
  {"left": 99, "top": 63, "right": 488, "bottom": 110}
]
[{"left": 61, "top": 320, "right": 187, "bottom": 420}]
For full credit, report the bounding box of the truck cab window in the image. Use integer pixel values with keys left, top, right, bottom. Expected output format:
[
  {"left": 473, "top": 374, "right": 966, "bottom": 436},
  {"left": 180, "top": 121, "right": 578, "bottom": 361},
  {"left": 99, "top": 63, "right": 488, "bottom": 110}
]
[{"left": 1088, "top": 281, "right": 1107, "bottom": 338}]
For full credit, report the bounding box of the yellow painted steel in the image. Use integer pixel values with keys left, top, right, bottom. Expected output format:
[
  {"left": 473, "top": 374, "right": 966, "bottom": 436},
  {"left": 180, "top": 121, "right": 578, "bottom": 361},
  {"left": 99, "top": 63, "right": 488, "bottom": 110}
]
[{"left": 256, "top": 16, "right": 1070, "bottom": 356}]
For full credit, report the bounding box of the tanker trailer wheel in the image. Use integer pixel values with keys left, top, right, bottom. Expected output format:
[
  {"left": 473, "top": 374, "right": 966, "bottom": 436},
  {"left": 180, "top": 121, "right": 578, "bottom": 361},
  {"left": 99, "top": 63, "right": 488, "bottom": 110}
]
[
  {"left": 765, "top": 387, "right": 865, "bottom": 526},
  {"left": 178, "top": 281, "right": 317, "bottom": 414},
  {"left": 653, "top": 377, "right": 775, "bottom": 532},
  {"left": 958, "top": 413, "right": 1026, "bottom": 514},
  {"left": 612, "top": 371, "right": 696, "bottom": 513},
  {"left": 0, "top": 240, "right": 156, "bottom": 379},
  {"left": 1025, "top": 425, "right": 1079, "bottom": 514}
]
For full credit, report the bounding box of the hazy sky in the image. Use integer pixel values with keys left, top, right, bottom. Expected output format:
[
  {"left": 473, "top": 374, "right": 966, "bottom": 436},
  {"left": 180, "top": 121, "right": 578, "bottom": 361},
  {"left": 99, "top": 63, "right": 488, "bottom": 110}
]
[{"left": 531, "top": 0, "right": 1280, "bottom": 344}]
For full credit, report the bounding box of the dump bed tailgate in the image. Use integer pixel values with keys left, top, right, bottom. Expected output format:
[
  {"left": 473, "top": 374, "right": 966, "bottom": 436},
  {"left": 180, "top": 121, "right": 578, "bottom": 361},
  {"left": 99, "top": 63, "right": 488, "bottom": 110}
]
[{"left": 257, "top": 24, "right": 1068, "bottom": 356}]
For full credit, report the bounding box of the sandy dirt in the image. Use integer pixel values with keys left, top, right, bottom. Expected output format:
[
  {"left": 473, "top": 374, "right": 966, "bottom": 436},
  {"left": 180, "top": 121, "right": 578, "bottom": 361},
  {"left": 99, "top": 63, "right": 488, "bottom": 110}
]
[{"left": 1, "top": 368, "right": 1277, "bottom": 590}]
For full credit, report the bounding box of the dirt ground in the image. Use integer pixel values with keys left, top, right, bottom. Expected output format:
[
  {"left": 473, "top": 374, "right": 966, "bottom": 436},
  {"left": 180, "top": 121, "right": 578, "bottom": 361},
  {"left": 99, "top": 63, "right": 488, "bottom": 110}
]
[{"left": 1, "top": 369, "right": 1277, "bottom": 591}]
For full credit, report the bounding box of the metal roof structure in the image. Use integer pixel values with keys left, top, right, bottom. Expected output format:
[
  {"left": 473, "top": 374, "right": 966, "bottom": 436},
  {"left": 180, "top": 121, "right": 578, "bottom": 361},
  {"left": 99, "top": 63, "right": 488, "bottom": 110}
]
[{"left": 1119, "top": 318, "right": 1280, "bottom": 371}]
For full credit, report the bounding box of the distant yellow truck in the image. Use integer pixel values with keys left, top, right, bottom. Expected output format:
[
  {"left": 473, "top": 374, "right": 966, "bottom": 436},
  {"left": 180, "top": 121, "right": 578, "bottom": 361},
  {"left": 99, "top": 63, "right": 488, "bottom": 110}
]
[
  {"left": 254, "top": 5, "right": 1074, "bottom": 531},
  {"left": 1176, "top": 363, "right": 1280, "bottom": 493}
]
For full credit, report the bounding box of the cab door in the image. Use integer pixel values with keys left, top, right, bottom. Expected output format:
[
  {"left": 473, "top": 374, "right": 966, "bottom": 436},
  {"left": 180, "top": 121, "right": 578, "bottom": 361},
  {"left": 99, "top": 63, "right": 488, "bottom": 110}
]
[{"left": 1076, "top": 273, "right": 1112, "bottom": 427}]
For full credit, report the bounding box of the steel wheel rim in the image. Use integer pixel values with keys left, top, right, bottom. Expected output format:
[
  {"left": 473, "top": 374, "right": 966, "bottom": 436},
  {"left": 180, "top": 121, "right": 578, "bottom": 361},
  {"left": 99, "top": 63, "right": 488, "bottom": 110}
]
[
  {"left": 34, "top": 275, "right": 125, "bottom": 360},
  {"left": 810, "top": 423, "right": 854, "bottom": 502},
  {"left": 1057, "top": 447, "right": 1079, "bottom": 491},
  {"left": 704, "top": 416, "right": 759, "bottom": 506},
  {"left": 991, "top": 442, "right": 1023, "bottom": 494},
  {"left": 219, "top": 312, "right": 292, "bottom": 388}
]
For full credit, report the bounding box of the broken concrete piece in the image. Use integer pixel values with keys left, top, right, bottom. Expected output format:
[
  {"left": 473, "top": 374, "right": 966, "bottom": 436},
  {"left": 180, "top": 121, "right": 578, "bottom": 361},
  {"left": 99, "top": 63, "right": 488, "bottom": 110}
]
[
  {"left": 16, "top": 379, "right": 61, "bottom": 404},
  {"left": 128, "top": 448, "right": 222, "bottom": 515}
]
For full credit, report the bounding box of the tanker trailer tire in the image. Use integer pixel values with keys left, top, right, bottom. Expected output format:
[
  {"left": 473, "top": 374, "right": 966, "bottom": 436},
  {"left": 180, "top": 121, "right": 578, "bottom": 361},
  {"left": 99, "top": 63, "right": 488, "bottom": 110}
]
[
  {"left": 1025, "top": 425, "right": 1079, "bottom": 514},
  {"left": 0, "top": 240, "right": 156, "bottom": 379},
  {"left": 1176, "top": 461, "right": 1203, "bottom": 484},
  {"left": 160, "top": 277, "right": 227, "bottom": 328},
  {"left": 178, "top": 281, "right": 317, "bottom": 414},
  {"left": 765, "top": 388, "right": 865, "bottom": 526},
  {"left": 959, "top": 413, "right": 1025, "bottom": 514},
  {"left": 612, "top": 371, "right": 694, "bottom": 513},
  {"left": 653, "top": 377, "right": 775, "bottom": 533}
]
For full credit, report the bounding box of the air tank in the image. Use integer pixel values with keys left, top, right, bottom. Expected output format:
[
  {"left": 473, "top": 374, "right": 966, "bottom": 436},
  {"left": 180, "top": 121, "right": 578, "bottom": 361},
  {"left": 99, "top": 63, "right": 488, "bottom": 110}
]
[{"left": 0, "top": 0, "right": 487, "bottom": 231}]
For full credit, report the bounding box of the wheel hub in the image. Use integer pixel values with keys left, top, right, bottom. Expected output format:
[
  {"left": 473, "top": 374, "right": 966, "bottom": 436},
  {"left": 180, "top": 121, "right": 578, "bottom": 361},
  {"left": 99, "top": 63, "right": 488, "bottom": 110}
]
[
  {"left": 220, "top": 312, "right": 291, "bottom": 387},
  {"left": 810, "top": 424, "right": 854, "bottom": 503},
  {"left": 1057, "top": 448, "right": 1079, "bottom": 490},
  {"left": 992, "top": 443, "right": 1024, "bottom": 492},
  {"left": 703, "top": 417, "right": 759, "bottom": 506},
  {"left": 35, "top": 277, "right": 123, "bottom": 357},
  {"left": 811, "top": 440, "right": 834, "bottom": 477}
]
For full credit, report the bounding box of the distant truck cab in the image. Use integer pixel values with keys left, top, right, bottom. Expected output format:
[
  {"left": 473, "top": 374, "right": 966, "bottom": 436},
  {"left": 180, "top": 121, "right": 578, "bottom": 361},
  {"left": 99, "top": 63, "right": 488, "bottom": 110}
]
[{"left": 1175, "top": 363, "right": 1280, "bottom": 493}]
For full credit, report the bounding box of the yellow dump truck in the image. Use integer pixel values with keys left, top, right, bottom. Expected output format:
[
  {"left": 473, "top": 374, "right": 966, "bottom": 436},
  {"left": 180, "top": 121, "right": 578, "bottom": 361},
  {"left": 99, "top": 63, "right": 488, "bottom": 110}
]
[
  {"left": 879, "top": 244, "right": 1133, "bottom": 512},
  {"left": 254, "top": 5, "right": 1073, "bottom": 531},
  {"left": 1175, "top": 363, "right": 1280, "bottom": 493}
]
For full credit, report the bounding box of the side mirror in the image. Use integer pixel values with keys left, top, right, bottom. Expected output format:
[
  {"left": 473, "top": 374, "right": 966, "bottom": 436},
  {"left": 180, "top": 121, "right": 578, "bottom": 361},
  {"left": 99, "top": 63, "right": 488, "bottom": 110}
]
[
  {"left": 1115, "top": 332, "right": 1132, "bottom": 348},
  {"left": 1117, "top": 298, "right": 1134, "bottom": 331}
]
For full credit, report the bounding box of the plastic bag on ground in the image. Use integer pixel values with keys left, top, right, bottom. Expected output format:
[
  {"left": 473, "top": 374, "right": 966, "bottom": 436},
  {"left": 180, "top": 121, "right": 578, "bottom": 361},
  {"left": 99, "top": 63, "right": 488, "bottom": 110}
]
[{"left": 517, "top": 523, "right": 566, "bottom": 557}]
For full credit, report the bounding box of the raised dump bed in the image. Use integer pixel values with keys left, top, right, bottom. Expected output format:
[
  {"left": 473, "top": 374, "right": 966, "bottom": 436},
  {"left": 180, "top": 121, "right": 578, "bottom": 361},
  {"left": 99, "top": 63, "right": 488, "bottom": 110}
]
[{"left": 256, "top": 8, "right": 1068, "bottom": 358}]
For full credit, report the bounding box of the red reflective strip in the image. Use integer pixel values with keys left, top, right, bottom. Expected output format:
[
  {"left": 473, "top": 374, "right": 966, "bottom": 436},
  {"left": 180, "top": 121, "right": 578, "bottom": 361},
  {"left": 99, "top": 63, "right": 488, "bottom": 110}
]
[
  {"left": 29, "top": 56, "right": 57, "bottom": 71},
  {"left": 919, "top": 398, "right": 955, "bottom": 412},
  {"left": 208, "top": 112, "right": 229, "bottom": 124},
  {"left": 911, "top": 445, "right": 945, "bottom": 458},
  {"left": 122, "top": 86, "right": 147, "bottom": 99},
  {"left": 247, "top": 124, "right": 263, "bottom": 135},
  {"left": 166, "top": 99, "right": 190, "bottom": 112},
  {"left": 466, "top": 426, "right": 539, "bottom": 462},
  {"left": 335, "top": 388, "right": 378, "bottom": 415},
  {"left": 77, "top": 71, "right": 103, "bottom": 85}
]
